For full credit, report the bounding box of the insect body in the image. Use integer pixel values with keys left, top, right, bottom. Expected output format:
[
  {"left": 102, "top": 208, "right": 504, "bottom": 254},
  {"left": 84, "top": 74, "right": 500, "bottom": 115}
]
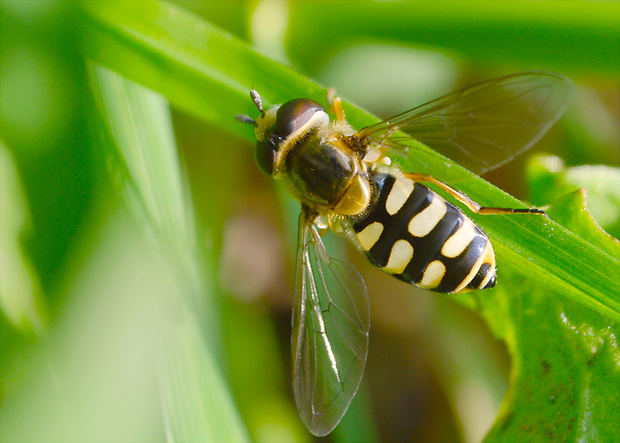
[{"left": 236, "top": 72, "right": 573, "bottom": 436}]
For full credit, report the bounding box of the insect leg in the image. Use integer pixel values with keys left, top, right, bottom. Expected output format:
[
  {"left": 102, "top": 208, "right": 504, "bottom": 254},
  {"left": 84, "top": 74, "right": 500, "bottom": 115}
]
[
  {"left": 327, "top": 88, "right": 345, "bottom": 122},
  {"left": 403, "top": 173, "right": 547, "bottom": 216}
]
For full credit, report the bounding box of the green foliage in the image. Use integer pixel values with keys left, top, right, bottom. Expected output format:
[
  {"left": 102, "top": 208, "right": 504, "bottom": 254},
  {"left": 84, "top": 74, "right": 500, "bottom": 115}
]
[
  {"left": 0, "top": 142, "right": 47, "bottom": 335},
  {"left": 1, "top": 1, "right": 618, "bottom": 442}
]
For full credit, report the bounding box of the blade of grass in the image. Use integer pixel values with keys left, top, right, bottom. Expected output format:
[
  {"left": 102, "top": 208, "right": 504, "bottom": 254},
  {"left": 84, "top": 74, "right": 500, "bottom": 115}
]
[
  {"left": 0, "top": 140, "right": 47, "bottom": 335},
  {"left": 78, "top": 0, "right": 619, "bottom": 321},
  {"left": 286, "top": 1, "right": 620, "bottom": 76},
  {"left": 89, "top": 64, "right": 248, "bottom": 442}
]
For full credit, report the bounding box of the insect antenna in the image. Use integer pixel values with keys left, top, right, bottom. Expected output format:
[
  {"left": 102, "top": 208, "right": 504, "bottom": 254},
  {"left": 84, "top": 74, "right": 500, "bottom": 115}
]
[
  {"left": 235, "top": 114, "right": 256, "bottom": 125},
  {"left": 250, "top": 89, "right": 264, "bottom": 112}
]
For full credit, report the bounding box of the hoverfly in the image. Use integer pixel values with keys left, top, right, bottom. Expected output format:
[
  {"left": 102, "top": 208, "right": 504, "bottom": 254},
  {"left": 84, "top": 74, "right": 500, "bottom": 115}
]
[{"left": 236, "top": 72, "right": 573, "bottom": 436}]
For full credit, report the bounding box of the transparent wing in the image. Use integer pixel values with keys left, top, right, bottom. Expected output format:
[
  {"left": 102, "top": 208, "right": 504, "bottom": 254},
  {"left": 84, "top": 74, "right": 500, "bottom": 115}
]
[
  {"left": 292, "top": 210, "right": 370, "bottom": 437},
  {"left": 356, "top": 72, "right": 574, "bottom": 175}
]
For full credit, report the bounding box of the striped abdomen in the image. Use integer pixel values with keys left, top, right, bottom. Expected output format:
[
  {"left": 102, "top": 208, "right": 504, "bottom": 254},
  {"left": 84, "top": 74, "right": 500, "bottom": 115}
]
[{"left": 351, "top": 173, "right": 496, "bottom": 293}]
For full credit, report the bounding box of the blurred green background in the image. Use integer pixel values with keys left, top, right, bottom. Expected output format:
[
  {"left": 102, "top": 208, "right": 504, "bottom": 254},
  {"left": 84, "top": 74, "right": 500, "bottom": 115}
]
[{"left": 1, "top": 1, "right": 618, "bottom": 442}]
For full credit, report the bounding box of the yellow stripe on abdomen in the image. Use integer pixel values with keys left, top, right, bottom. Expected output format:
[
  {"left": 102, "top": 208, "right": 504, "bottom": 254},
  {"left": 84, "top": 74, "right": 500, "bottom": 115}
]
[
  {"left": 382, "top": 239, "right": 414, "bottom": 274},
  {"left": 408, "top": 197, "right": 447, "bottom": 237},
  {"left": 356, "top": 221, "right": 384, "bottom": 251}
]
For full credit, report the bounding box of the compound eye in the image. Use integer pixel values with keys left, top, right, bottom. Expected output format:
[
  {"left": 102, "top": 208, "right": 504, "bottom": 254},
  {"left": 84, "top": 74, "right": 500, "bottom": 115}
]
[
  {"left": 254, "top": 141, "right": 276, "bottom": 175},
  {"left": 276, "top": 98, "right": 325, "bottom": 137}
]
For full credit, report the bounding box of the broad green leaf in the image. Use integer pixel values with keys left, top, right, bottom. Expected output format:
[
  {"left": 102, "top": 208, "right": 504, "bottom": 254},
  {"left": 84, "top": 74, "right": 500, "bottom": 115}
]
[
  {"left": 483, "top": 170, "right": 620, "bottom": 441},
  {"left": 482, "top": 268, "right": 620, "bottom": 442}
]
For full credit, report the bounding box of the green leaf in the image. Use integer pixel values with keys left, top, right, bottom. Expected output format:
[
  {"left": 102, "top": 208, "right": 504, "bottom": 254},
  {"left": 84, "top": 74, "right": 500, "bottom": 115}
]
[
  {"left": 482, "top": 190, "right": 620, "bottom": 441},
  {"left": 547, "top": 188, "right": 620, "bottom": 258},
  {"left": 482, "top": 277, "right": 620, "bottom": 442},
  {"left": 529, "top": 155, "right": 620, "bottom": 239}
]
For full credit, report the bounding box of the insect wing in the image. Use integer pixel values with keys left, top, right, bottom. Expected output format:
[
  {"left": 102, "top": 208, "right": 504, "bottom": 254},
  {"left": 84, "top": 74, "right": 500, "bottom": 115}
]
[
  {"left": 357, "top": 72, "right": 574, "bottom": 174},
  {"left": 292, "top": 213, "right": 370, "bottom": 437}
]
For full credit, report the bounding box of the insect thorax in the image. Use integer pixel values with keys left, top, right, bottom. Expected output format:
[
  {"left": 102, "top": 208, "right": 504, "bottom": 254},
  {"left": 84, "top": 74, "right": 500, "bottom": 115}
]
[{"left": 283, "top": 130, "right": 373, "bottom": 216}]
